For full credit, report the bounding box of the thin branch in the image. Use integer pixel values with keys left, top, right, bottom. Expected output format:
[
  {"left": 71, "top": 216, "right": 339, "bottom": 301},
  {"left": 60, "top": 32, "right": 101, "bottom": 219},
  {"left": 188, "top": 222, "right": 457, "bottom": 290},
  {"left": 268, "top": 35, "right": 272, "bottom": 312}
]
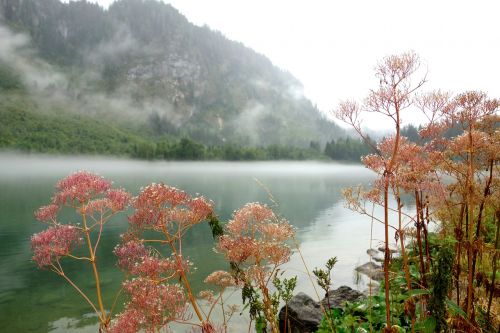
[
  {"left": 67, "top": 254, "right": 92, "bottom": 261},
  {"left": 56, "top": 267, "right": 100, "bottom": 318}
]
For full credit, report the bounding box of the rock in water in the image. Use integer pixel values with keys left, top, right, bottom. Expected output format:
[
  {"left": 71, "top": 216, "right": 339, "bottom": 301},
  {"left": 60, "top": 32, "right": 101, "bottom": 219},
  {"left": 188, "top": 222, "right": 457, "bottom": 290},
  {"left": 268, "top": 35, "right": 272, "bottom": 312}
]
[
  {"left": 377, "top": 245, "right": 398, "bottom": 253},
  {"left": 355, "top": 262, "right": 384, "bottom": 281},
  {"left": 279, "top": 286, "right": 365, "bottom": 333},
  {"left": 367, "top": 248, "right": 384, "bottom": 262},
  {"left": 321, "top": 285, "right": 365, "bottom": 309},
  {"left": 278, "top": 292, "right": 322, "bottom": 333}
]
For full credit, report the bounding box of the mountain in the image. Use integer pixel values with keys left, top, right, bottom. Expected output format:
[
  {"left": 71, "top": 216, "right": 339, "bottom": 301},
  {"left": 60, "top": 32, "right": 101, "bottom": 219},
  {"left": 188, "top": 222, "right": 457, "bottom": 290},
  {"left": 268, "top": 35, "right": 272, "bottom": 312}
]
[{"left": 0, "top": 0, "right": 343, "bottom": 149}]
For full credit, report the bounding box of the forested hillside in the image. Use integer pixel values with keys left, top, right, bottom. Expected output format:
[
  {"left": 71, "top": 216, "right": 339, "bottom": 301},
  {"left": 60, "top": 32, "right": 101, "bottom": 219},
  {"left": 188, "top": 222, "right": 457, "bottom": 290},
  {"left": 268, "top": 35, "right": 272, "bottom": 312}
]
[{"left": 0, "top": 0, "right": 344, "bottom": 151}]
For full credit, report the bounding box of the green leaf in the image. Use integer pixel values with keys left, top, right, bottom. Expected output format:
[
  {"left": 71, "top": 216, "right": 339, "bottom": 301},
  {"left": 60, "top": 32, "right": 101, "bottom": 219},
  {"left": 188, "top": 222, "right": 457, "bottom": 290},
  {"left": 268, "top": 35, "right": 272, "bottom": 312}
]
[
  {"left": 208, "top": 214, "right": 224, "bottom": 238},
  {"left": 445, "top": 299, "right": 467, "bottom": 318},
  {"left": 255, "top": 317, "right": 267, "bottom": 333},
  {"left": 415, "top": 316, "right": 436, "bottom": 333},
  {"left": 407, "top": 289, "right": 430, "bottom": 297},
  {"left": 330, "top": 307, "right": 343, "bottom": 318}
]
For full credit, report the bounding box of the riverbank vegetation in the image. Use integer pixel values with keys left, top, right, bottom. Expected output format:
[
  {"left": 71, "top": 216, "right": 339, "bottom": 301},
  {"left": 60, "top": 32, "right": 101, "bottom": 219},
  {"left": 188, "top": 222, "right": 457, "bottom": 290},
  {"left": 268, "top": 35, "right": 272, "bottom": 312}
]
[{"left": 330, "top": 51, "right": 499, "bottom": 332}]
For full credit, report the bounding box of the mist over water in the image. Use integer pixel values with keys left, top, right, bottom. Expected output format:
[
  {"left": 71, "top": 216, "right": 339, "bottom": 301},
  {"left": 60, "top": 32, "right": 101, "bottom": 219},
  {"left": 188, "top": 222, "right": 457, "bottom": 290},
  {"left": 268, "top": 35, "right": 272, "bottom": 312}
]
[
  {"left": 0, "top": 152, "right": 364, "bottom": 177},
  {"left": 0, "top": 153, "right": 413, "bottom": 332}
]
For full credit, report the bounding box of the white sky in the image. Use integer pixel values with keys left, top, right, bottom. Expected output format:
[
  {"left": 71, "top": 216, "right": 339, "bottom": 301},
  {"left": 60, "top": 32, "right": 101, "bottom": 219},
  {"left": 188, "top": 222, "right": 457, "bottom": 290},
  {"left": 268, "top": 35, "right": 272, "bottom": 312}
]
[{"left": 78, "top": 0, "right": 500, "bottom": 128}]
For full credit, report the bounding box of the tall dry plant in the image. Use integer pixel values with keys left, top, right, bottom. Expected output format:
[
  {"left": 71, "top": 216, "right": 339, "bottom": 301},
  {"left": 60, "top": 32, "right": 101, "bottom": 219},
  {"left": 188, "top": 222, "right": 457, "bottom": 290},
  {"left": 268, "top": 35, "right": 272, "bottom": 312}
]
[
  {"left": 337, "top": 53, "right": 499, "bottom": 330},
  {"left": 336, "top": 51, "right": 425, "bottom": 331},
  {"left": 424, "top": 94, "right": 499, "bottom": 325}
]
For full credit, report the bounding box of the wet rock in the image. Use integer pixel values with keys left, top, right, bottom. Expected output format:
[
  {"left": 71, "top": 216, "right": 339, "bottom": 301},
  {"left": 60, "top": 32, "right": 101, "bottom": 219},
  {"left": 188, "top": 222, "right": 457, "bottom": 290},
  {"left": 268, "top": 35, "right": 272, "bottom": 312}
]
[
  {"left": 367, "top": 248, "right": 384, "bottom": 262},
  {"left": 377, "top": 245, "right": 398, "bottom": 253},
  {"left": 279, "top": 292, "right": 322, "bottom": 333},
  {"left": 279, "top": 286, "right": 365, "bottom": 333},
  {"left": 321, "top": 286, "right": 365, "bottom": 309},
  {"left": 355, "top": 262, "right": 384, "bottom": 281}
]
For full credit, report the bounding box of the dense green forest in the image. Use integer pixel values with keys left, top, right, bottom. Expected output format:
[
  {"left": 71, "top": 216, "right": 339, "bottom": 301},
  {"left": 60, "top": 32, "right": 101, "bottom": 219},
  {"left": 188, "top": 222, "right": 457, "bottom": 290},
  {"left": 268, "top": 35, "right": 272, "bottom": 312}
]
[
  {"left": 324, "top": 137, "right": 372, "bottom": 161},
  {"left": 0, "top": 67, "right": 355, "bottom": 161},
  {"left": 0, "top": 90, "right": 361, "bottom": 161}
]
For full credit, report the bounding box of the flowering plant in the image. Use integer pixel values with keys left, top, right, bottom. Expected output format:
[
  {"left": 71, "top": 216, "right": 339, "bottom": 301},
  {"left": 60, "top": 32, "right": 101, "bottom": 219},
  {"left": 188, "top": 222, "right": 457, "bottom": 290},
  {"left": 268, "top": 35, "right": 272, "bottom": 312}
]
[
  {"left": 216, "top": 203, "right": 296, "bottom": 333},
  {"left": 31, "top": 171, "right": 131, "bottom": 331}
]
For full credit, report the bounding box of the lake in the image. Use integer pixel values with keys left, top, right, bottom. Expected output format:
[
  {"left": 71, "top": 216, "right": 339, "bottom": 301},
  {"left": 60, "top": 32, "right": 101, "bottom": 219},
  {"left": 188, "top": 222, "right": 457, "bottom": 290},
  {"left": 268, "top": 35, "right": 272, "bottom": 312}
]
[{"left": 0, "top": 153, "right": 396, "bottom": 332}]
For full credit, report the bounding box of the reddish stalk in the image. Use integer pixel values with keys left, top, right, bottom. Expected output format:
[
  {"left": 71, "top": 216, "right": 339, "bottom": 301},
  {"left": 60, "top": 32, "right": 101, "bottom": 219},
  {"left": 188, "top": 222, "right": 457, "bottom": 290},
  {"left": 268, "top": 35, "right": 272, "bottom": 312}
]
[
  {"left": 487, "top": 210, "right": 499, "bottom": 317},
  {"left": 414, "top": 192, "right": 427, "bottom": 288},
  {"left": 471, "top": 159, "right": 494, "bottom": 288},
  {"left": 455, "top": 203, "right": 466, "bottom": 306},
  {"left": 164, "top": 230, "right": 208, "bottom": 328},
  {"left": 396, "top": 194, "right": 415, "bottom": 332},
  {"left": 81, "top": 213, "right": 108, "bottom": 327},
  {"left": 465, "top": 125, "right": 475, "bottom": 319}
]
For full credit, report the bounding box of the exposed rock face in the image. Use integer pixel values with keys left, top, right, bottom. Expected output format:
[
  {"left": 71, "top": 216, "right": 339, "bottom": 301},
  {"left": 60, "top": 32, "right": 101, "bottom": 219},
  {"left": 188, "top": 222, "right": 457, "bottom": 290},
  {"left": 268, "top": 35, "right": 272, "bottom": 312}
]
[{"left": 278, "top": 286, "right": 365, "bottom": 333}]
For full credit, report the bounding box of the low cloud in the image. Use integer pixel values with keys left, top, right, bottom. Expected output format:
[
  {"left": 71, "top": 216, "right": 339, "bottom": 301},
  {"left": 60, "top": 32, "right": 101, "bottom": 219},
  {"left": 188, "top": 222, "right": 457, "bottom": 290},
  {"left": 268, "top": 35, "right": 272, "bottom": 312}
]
[{"left": 0, "top": 25, "right": 68, "bottom": 93}]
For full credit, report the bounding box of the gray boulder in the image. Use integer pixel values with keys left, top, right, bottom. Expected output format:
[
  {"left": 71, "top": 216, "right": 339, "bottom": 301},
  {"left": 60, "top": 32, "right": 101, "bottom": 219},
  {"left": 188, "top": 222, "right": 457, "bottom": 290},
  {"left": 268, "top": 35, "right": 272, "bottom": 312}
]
[
  {"left": 367, "top": 248, "right": 384, "bottom": 262},
  {"left": 321, "top": 285, "right": 365, "bottom": 309},
  {"left": 279, "top": 292, "right": 322, "bottom": 333},
  {"left": 355, "top": 262, "right": 384, "bottom": 281},
  {"left": 279, "top": 286, "right": 365, "bottom": 333},
  {"left": 377, "top": 245, "right": 398, "bottom": 253}
]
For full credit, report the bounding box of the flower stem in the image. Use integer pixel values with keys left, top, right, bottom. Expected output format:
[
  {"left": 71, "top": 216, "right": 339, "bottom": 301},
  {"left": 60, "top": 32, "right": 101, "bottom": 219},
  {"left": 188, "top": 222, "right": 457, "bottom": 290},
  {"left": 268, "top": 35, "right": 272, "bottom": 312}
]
[{"left": 82, "top": 213, "right": 107, "bottom": 326}]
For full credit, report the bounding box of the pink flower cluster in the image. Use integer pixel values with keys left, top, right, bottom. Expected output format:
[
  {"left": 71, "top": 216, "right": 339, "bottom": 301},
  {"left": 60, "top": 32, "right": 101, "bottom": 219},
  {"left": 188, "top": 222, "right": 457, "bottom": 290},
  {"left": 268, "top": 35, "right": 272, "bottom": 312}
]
[
  {"left": 114, "top": 240, "right": 181, "bottom": 278},
  {"left": 226, "top": 203, "right": 275, "bottom": 235},
  {"left": 361, "top": 154, "right": 385, "bottom": 174},
  {"left": 204, "top": 270, "right": 238, "bottom": 288},
  {"left": 32, "top": 171, "right": 132, "bottom": 272},
  {"left": 188, "top": 197, "right": 214, "bottom": 222},
  {"left": 114, "top": 240, "right": 148, "bottom": 272},
  {"left": 82, "top": 189, "right": 131, "bottom": 215},
  {"left": 134, "top": 183, "right": 190, "bottom": 208},
  {"left": 109, "top": 278, "right": 186, "bottom": 333},
  {"left": 360, "top": 136, "right": 446, "bottom": 196},
  {"left": 129, "top": 183, "right": 213, "bottom": 231},
  {"left": 419, "top": 121, "right": 448, "bottom": 141},
  {"left": 218, "top": 236, "right": 257, "bottom": 263},
  {"left": 31, "top": 225, "right": 81, "bottom": 268},
  {"left": 108, "top": 309, "right": 142, "bottom": 333},
  {"left": 34, "top": 204, "right": 59, "bottom": 222},
  {"left": 218, "top": 203, "right": 294, "bottom": 266},
  {"left": 107, "top": 189, "right": 132, "bottom": 211},
  {"left": 35, "top": 172, "right": 131, "bottom": 224},
  {"left": 53, "top": 171, "right": 112, "bottom": 204},
  {"left": 82, "top": 199, "right": 110, "bottom": 215},
  {"left": 361, "top": 186, "right": 383, "bottom": 205}
]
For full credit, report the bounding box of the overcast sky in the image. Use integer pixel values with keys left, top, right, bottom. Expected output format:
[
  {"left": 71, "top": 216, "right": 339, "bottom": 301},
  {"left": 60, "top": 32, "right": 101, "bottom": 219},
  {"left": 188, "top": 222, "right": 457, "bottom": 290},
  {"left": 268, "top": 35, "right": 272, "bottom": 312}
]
[{"left": 80, "top": 0, "right": 499, "bottom": 127}]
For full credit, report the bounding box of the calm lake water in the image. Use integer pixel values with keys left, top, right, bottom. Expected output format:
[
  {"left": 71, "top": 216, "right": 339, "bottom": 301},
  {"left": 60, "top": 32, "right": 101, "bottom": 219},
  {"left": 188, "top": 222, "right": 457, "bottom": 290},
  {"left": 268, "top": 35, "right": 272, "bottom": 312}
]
[{"left": 0, "top": 153, "right": 396, "bottom": 332}]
